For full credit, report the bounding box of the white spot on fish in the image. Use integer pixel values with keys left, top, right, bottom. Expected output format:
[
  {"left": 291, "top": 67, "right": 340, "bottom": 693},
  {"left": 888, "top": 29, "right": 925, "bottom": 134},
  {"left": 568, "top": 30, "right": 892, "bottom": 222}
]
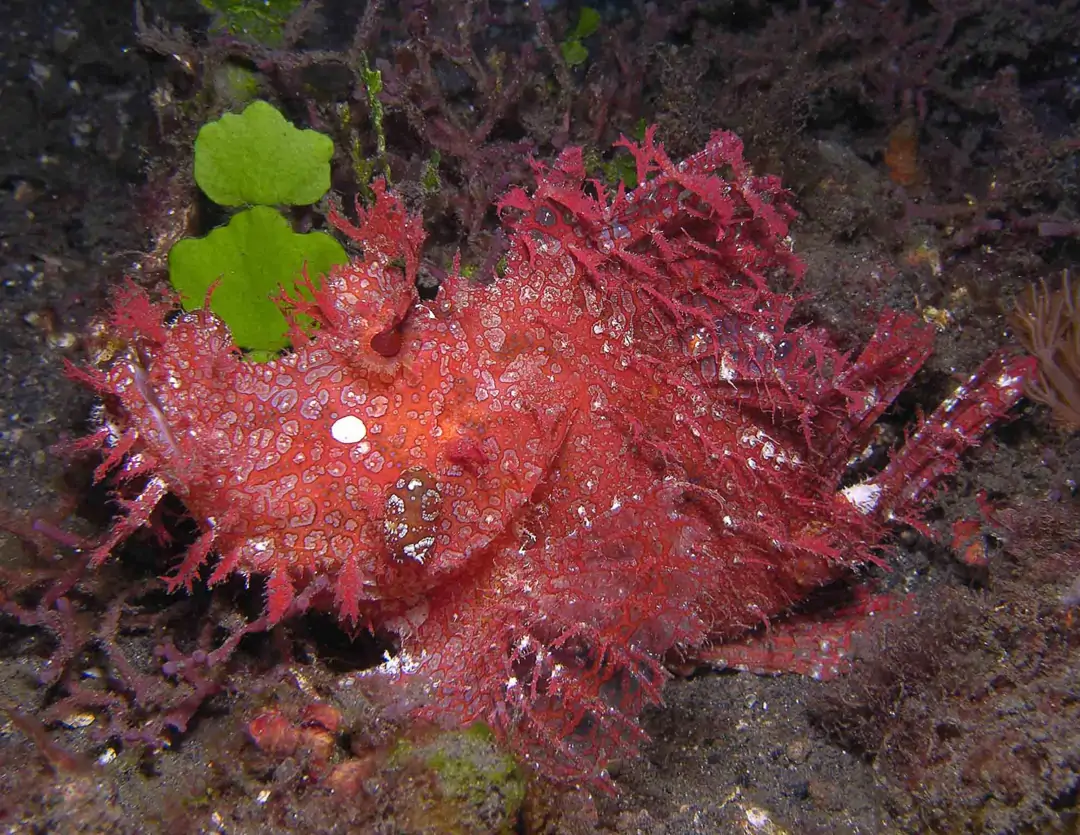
[{"left": 331, "top": 415, "right": 368, "bottom": 444}]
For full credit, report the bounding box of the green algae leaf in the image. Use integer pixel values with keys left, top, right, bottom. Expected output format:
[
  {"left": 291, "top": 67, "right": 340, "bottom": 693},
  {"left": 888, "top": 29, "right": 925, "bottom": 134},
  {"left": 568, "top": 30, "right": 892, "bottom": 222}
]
[
  {"left": 389, "top": 725, "right": 525, "bottom": 831},
  {"left": 211, "top": 62, "right": 261, "bottom": 109},
  {"left": 200, "top": 0, "right": 302, "bottom": 46},
  {"left": 561, "top": 39, "right": 589, "bottom": 67},
  {"left": 561, "top": 7, "right": 601, "bottom": 66},
  {"left": 570, "top": 7, "right": 601, "bottom": 40},
  {"left": 194, "top": 100, "right": 334, "bottom": 207},
  {"left": 168, "top": 205, "right": 347, "bottom": 354}
]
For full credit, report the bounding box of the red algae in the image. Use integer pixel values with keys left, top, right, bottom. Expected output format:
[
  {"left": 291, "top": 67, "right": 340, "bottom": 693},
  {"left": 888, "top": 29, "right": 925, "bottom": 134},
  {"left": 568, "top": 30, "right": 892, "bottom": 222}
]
[{"left": 71, "top": 128, "right": 1032, "bottom": 782}]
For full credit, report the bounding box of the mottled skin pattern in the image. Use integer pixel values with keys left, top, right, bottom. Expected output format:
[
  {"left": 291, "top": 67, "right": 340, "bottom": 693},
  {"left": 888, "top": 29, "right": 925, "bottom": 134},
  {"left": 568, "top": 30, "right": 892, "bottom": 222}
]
[{"left": 74, "top": 130, "right": 1032, "bottom": 781}]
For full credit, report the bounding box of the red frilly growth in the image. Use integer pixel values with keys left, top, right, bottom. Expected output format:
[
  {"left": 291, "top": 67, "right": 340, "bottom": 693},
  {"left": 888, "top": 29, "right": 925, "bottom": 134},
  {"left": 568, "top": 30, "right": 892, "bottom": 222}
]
[{"left": 71, "top": 128, "right": 1033, "bottom": 783}]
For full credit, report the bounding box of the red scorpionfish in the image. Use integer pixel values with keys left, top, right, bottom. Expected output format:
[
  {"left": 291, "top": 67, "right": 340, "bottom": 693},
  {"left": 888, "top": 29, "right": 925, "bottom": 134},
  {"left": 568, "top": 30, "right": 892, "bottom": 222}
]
[{"left": 72, "top": 128, "right": 1032, "bottom": 782}]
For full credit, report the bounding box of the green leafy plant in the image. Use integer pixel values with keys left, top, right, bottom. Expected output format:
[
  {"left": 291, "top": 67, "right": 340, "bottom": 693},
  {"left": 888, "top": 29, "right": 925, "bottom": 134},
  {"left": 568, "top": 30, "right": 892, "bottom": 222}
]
[
  {"left": 199, "top": 0, "right": 303, "bottom": 46},
  {"left": 583, "top": 120, "right": 649, "bottom": 189},
  {"left": 210, "top": 63, "right": 262, "bottom": 110},
  {"left": 560, "top": 7, "right": 601, "bottom": 67},
  {"left": 168, "top": 101, "right": 347, "bottom": 359},
  {"left": 169, "top": 207, "right": 346, "bottom": 358},
  {"left": 340, "top": 58, "right": 390, "bottom": 201},
  {"left": 421, "top": 150, "right": 442, "bottom": 195},
  {"left": 193, "top": 101, "right": 334, "bottom": 206},
  {"left": 359, "top": 56, "right": 387, "bottom": 174}
]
